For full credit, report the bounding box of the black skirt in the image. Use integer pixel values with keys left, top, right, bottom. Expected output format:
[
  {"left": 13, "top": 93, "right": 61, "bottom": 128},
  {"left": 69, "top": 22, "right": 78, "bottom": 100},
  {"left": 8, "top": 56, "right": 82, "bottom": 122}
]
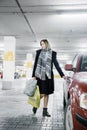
[{"left": 36, "top": 75, "right": 54, "bottom": 95}]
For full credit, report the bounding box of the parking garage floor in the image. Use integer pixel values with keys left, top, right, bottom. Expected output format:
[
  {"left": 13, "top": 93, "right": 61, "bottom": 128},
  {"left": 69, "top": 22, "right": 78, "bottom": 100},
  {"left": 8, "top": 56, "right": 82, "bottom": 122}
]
[{"left": 0, "top": 78, "right": 64, "bottom": 130}]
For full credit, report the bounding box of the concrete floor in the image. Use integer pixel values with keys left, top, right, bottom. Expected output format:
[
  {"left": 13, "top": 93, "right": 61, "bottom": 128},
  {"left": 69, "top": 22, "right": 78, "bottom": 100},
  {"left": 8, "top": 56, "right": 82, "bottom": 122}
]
[{"left": 0, "top": 78, "right": 64, "bottom": 130}]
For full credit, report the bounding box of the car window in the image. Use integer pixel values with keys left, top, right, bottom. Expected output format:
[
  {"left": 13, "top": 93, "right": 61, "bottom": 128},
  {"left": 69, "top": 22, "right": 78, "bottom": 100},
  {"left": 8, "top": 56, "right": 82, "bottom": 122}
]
[
  {"left": 80, "top": 56, "right": 87, "bottom": 71},
  {"left": 72, "top": 55, "right": 79, "bottom": 70}
]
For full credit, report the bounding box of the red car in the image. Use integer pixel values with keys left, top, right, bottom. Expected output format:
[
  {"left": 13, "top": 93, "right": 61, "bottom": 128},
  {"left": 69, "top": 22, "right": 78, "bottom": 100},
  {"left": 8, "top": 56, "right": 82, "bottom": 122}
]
[{"left": 63, "top": 54, "right": 87, "bottom": 130}]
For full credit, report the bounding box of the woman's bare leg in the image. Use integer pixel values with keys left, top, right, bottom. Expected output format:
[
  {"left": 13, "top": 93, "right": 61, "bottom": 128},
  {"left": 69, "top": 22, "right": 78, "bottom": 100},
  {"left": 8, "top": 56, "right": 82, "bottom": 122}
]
[
  {"left": 43, "top": 94, "right": 51, "bottom": 117},
  {"left": 44, "top": 94, "right": 49, "bottom": 108}
]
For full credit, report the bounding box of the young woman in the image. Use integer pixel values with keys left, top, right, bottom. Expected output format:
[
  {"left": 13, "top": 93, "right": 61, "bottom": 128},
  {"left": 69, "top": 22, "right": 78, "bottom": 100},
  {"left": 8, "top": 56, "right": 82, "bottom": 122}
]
[{"left": 32, "top": 39, "right": 65, "bottom": 117}]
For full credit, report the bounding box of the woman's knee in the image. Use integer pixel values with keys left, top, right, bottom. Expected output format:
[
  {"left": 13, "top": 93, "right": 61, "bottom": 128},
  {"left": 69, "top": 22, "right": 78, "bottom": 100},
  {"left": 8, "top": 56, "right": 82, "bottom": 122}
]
[{"left": 44, "top": 94, "right": 48, "bottom": 98}]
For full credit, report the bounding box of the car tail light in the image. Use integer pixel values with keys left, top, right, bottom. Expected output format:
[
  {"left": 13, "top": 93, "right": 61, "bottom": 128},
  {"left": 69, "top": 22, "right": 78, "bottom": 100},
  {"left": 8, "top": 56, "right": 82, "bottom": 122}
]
[{"left": 80, "top": 93, "right": 87, "bottom": 110}]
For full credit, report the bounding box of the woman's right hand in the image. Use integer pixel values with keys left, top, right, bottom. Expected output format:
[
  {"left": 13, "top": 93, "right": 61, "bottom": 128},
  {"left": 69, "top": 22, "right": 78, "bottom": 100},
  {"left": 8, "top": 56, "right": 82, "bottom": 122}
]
[{"left": 32, "top": 77, "right": 36, "bottom": 80}]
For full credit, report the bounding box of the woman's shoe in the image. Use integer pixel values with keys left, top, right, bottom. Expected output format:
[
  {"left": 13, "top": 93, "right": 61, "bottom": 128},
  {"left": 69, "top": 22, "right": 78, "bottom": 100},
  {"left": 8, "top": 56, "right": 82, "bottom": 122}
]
[
  {"left": 43, "top": 108, "right": 51, "bottom": 117},
  {"left": 32, "top": 107, "right": 37, "bottom": 114}
]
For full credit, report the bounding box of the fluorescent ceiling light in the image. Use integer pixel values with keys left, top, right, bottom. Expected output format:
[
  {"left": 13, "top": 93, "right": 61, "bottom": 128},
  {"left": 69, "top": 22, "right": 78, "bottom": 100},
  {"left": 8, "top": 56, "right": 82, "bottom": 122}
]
[
  {"left": 79, "top": 49, "right": 87, "bottom": 52},
  {"left": 0, "top": 48, "right": 4, "bottom": 51},
  {"left": 54, "top": 4, "right": 87, "bottom": 14},
  {"left": 0, "top": 43, "right": 4, "bottom": 47},
  {"left": 57, "top": 4, "right": 87, "bottom": 10},
  {"left": 57, "top": 54, "right": 70, "bottom": 60}
]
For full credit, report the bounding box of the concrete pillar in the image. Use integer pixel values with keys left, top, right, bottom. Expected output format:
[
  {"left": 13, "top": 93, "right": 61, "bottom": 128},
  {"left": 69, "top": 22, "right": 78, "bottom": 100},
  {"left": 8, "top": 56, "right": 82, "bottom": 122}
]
[
  {"left": 26, "top": 53, "right": 33, "bottom": 79},
  {"left": 2, "top": 36, "right": 15, "bottom": 90}
]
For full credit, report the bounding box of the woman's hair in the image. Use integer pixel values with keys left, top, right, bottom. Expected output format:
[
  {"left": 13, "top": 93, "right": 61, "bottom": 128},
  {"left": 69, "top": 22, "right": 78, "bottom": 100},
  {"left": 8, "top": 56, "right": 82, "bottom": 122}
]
[{"left": 40, "top": 39, "right": 51, "bottom": 49}]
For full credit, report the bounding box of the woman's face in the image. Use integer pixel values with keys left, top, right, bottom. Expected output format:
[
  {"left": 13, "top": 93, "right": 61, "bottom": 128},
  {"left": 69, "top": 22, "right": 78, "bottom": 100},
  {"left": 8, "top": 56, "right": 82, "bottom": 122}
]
[{"left": 41, "top": 41, "right": 46, "bottom": 49}]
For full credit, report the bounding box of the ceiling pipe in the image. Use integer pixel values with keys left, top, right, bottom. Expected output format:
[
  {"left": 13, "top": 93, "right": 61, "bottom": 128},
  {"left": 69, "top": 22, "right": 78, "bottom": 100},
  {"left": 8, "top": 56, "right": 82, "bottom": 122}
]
[
  {"left": 15, "top": 0, "right": 37, "bottom": 42},
  {"left": 1, "top": 4, "right": 87, "bottom": 14}
]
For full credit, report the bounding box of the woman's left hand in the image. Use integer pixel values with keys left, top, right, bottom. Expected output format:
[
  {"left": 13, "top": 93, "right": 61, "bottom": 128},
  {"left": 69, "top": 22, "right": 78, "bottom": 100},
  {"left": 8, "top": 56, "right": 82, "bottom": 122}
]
[{"left": 62, "top": 76, "right": 67, "bottom": 79}]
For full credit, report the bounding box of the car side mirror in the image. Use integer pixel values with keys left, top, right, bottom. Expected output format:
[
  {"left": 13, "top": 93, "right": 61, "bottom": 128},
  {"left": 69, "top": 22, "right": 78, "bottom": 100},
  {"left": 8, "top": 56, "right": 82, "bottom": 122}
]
[{"left": 64, "top": 64, "right": 73, "bottom": 71}]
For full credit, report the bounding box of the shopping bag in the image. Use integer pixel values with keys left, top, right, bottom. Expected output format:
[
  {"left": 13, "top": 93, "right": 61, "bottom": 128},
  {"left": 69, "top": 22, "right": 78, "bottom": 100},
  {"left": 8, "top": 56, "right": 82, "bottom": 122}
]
[
  {"left": 24, "top": 78, "right": 37, "bottom": 96},
  {"left": 28, "top": 86, "right": 40, "bottom": 108}
]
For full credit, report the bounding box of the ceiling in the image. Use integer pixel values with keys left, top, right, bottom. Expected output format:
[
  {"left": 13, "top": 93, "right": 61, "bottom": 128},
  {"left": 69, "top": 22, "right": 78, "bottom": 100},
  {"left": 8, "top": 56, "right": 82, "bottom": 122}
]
[{"left": 0, "top": 0, "right": 87, "bottom": 67}]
